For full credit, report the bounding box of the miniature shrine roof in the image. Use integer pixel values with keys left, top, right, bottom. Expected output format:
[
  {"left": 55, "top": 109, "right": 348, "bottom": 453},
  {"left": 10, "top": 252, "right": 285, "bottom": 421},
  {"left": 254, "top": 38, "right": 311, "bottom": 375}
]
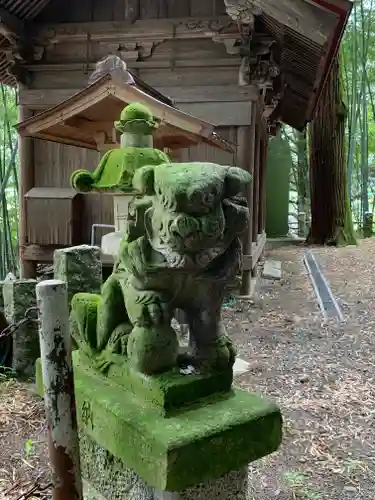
[{"left": 16, "top": 71, "right": 233, "bottom": 152}]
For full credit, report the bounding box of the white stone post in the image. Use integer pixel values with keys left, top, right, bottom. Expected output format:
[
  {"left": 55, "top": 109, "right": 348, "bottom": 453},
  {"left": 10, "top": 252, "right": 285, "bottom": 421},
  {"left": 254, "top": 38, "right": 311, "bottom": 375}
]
[{"left": 36, "top": 279, "right": 83, "bottom": 500}]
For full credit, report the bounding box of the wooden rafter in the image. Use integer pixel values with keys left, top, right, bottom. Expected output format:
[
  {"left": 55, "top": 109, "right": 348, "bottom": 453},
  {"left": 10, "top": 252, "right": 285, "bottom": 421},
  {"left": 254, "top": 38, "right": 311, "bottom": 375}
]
[{"left": 0, "top": 6, "right": 25, "bottom": 42}]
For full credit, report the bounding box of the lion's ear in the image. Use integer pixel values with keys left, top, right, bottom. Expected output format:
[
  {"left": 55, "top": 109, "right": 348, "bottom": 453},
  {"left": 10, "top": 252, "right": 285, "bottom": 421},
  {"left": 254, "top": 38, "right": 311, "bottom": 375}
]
[
  {"left": 132, "top": 165, "right": 156, "bottom": 195},
  {"left": 224, "top": 166, "right": 251, "bottom": 198}
]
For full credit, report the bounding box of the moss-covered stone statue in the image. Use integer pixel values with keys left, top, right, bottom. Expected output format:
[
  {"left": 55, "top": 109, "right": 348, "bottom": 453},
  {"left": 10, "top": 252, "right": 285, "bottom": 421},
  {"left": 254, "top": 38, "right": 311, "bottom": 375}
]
[
  {"left": 36, "top": 102, "right": 282, "bottom": 497},
  {"left": 70, "top": 102, "right": 170, "bottom": 192},
  {"left": 71, "top": 159, "right": 251, "bottom": 375}
]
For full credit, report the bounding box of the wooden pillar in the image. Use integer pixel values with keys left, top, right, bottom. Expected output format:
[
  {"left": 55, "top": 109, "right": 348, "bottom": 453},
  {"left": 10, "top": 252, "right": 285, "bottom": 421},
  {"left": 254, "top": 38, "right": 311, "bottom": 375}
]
[
  {"left": 18, "top": 103, "right": 37, "bottom": 278},
  {"left": 252, "top": 109, "right": 261, "bottom": 243},
  {"left": 238, "top": 105, "right": 256, "bottom": 295}
]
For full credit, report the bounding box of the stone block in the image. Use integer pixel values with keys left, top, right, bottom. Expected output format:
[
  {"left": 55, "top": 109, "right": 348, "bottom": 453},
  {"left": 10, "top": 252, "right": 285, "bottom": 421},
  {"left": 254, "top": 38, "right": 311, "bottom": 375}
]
[
  {"left": 262, "top": 260, "right": 282, "bottom": 280},
  {"left": 3, "top": 279, "right": 38, "bottom": 376},
  {"left": 53, "top": 245, "right": 102, "bottom": 305},
  {"left": 80, "top": 351, "right": 233, "bottom": 414},
  {"left": 155, "top": 468, "right": 248, "bottom": 500},
  {"left": 80, "top": 432, "right": 153, "bottom": 500},
  {"left": 36, "top": 353, "right": 282, "bottom": 492},
  {"left": 80, "top": 432, "right": 249, "bottom": 500}
]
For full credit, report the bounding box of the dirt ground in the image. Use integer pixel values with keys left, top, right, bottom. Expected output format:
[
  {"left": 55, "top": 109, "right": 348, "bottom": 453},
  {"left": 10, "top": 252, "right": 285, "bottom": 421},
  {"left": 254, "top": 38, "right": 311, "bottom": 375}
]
[{"left": 1, "top": 240, "right": 375, "bottom": 499}]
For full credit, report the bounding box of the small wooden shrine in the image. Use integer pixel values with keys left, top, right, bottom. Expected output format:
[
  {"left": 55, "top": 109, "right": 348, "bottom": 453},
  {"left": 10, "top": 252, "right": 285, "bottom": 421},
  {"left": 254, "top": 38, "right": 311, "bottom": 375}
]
[{"left": 17, "top": 61, "right": 234, "bottom": 269}]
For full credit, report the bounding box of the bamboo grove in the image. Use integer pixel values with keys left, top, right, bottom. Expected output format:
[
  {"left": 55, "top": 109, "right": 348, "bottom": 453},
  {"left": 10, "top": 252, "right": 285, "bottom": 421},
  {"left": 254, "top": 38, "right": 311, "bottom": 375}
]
[{"left": 0, "top": 84, "right": 18, "bottom": 279}]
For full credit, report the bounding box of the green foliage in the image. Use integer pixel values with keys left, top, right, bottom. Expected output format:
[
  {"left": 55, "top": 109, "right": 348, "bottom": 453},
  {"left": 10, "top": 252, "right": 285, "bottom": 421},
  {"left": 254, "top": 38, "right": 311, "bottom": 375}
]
[
  {"left": 0, "top": 84, "right": 18, "bottom": 279},
  {"left": 24, "top": 438, "right": 34, "bottom": 459},
  {"left": 341, "top": 0, "right": 375, "bottom": 231},
  {"left": 280, "top": 125, "right": 310, "bottom": 237}
]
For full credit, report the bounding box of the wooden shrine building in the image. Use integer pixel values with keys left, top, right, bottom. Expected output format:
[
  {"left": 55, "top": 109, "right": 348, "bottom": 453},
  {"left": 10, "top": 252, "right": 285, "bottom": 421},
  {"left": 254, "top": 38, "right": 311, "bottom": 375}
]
[{"left": 0, "top": 0, "right": 351, "bottom": 293}]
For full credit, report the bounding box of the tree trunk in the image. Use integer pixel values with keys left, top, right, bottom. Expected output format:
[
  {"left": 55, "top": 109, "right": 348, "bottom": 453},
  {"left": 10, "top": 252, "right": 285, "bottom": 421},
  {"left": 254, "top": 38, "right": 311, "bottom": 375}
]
[{"left": 307, "top": 56, "right": 357, "bottom": 246}]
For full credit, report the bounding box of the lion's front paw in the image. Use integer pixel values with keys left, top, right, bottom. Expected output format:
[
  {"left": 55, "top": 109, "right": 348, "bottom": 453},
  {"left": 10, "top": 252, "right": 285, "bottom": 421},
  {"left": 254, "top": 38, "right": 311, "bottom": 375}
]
[{"left": 107, "top": 323, "right": 132, "bottom": 354}]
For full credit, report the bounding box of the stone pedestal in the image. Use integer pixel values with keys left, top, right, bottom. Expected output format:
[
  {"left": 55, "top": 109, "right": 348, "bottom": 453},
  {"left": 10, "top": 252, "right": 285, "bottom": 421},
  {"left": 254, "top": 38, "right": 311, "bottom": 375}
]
[
  {"left": 80, "top": 431, "right": 249, "bottom": 500},
  {"left": 36, "top": 350, "right": 282, "bottom": 498},
  {"left": 154, "top": 469, "right": 248, "bottom": 500},
  {"left": 54, "top": 245, "right": 102, "bottom": 305},
  {"left": 3, "top": 279, "right": 38, "bottom": 375}
]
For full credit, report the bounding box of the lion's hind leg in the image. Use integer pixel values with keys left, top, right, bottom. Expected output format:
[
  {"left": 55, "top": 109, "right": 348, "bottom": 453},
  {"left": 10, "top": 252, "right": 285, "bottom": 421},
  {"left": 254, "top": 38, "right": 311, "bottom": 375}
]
[{"left": 70, "top": 293, "right": 101, "bottom": 354}]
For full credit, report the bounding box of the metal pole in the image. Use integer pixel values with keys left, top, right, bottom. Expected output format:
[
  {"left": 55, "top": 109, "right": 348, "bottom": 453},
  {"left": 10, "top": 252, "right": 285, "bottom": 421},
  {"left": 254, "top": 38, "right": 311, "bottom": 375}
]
[{"left": 36, "top": 279, "right": 83, "bottom": 500}]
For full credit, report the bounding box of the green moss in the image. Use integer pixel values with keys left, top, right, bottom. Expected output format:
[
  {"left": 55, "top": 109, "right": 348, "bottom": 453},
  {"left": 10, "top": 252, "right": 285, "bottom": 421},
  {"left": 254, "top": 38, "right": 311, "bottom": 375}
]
[
  {"left": 71, "top": 148, "right": 170, "bottom": 193},
  {"left": 76, "top": 350, "right": 233, "bottom": 414},
  {"left": 35, "top": 356, "right": 282, "bottom": 491},
  {"left": 114, "top": 102, "right": 158, "bottom": 135},
  {"left": 70, "top": 103, "right": 170, "bottom": 194}
]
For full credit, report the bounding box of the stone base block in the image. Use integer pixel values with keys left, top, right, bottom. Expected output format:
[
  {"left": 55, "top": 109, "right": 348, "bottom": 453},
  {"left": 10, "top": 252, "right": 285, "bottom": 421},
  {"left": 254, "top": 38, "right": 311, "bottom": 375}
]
[
  {"left": 77, "top": 350, "right": 233, "bottom": 414},
  {"left": 81, "top": 432, "right": 249, "bottom": 500},
  {"left": 36, "top": 353, "right": 282, "bottom": 492},
  {"left": 81, "top": 432, "right": 153, "bottom": 500}
]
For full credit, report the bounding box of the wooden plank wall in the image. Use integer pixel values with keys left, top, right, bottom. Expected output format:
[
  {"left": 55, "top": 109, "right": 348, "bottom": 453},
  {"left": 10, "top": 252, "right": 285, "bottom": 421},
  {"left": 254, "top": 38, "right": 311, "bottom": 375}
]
[
  {"left": 26, "top": 1, "right": 247, "bottom": 246},
  {"left": 30, "top": 40, "right": 240, "bottom": 91},
  {"left": 33, "top": 140, "right": 113, "bottom": 244},
  {"left": 35, "top": 0, "right": 227, "bottom": 23},
  {"left": 178, "top": 127, "right": 237, "bottom": 165},
  {"left": 32, "top": 126, "right": 236, "bottom": 245}
]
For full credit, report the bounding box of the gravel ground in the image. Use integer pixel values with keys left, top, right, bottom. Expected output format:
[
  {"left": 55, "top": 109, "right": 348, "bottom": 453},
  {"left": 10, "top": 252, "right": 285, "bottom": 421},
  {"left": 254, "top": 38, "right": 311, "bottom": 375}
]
[
  {"left": 1, "top": 240, "right": 375, "bottom": 499},
  {"left": 228, "top": 240, "right": 375, "bottom": 500}
]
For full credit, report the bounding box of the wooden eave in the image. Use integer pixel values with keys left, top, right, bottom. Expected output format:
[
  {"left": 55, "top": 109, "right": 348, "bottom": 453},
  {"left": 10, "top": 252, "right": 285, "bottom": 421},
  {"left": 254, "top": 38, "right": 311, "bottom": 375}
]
[
  {"left": 16, "top": 73, "right": 233, "bottom": 152},
  {"left": 0, "top": 0, "right": 54, "bottom": 85},
  {"left": 256, "top": 0, "right": 352, "bottom": 129},
  {"left": 306, "top": 0, "right": 352, "bottom": 122}
]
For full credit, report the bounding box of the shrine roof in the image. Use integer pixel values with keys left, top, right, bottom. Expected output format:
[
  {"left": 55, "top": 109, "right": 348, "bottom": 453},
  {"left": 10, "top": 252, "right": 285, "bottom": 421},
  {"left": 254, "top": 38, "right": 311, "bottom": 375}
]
[{"left": 16, "top": 70, "right": 233, "bottom": 152}]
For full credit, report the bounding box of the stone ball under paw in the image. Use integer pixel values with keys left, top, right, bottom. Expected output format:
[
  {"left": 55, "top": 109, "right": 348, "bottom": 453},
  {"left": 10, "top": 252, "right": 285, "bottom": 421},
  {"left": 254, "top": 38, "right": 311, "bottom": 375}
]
[{"left": 127, "top": 324, "right": 179, "bottom": 375}]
